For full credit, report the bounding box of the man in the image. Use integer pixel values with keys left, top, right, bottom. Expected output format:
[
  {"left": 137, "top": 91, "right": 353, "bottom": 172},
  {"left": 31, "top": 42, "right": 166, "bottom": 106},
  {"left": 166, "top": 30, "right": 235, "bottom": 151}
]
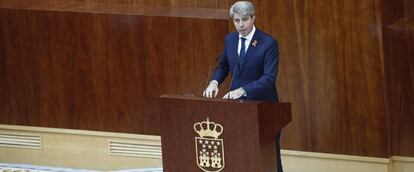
[{"left": 202, "top": 1, "right": 283, "bottom": 171}]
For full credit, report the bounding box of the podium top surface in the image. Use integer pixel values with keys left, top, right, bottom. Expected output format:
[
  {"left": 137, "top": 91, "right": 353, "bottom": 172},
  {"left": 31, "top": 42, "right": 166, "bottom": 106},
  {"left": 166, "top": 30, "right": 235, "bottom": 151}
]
[
  {"left": 159, "top": 94, "right": 261, "bottom": 103},
  {"left": 159, "top": 94, "right": 289, "bottom": 105}
]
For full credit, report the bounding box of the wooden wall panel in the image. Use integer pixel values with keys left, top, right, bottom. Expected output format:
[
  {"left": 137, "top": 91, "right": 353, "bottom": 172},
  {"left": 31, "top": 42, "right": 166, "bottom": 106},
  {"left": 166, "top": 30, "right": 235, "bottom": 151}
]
[
  {"left": 0, "top": 0, "right": 229, "bottom": 9},
  {"left": 381, "top": 0, "right": 404, "bottom": 25},
  {"left": 405, "top": 0, "right": 414, "bottom": 19},
  {"left": 0, "top": 8, "right": 228, "bottom": 135},
  {"left": 250, "top": 0, "right": 389, "bottom": 157},
  {"left": 384, "top": 26, "right": 414, "bottom": 157},
  {"left": 1, "top": 0, "right": 413, "bottom": 158},
  {"left": 140, "top": 16, "right": 230, "bottom": 130},
  {"left": 80, "top": 0, "right": 229, "bottom": 9},
  {"left": 0, "top": 0, "right": 228, "bottom": 19},
  {"left": 383, "top": 0, "right": 414, "bottom": 155},
  {"left": 381, "top": 0, "right": 414, "bottom": 157}
]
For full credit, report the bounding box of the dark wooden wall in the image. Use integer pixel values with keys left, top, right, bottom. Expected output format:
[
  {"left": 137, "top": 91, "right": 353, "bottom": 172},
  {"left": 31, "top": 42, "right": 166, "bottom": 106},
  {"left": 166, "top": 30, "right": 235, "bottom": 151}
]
[
  {"left": 253, "top": 0, "right": 389, "bottom": 157},
  {"left": 405, "top": 0, "right": 414, "bottom": 19},
  {"left": 88, "top": 0, "right": 229, "bottom": 9},
  {"left": 0, "top": 5, "right": 229, "bottom": 135},
  {"left": 0, "top": 0, "right": 229, "bottom": 9},
  {"left": 1, "top": 0, "right": 413, "bottom": 158},
  {"left": 384, "top": 26, "right": 414, "bottom": 157},
  {"left": 382, "top": 0, "right": 414, "bottom": 157}
]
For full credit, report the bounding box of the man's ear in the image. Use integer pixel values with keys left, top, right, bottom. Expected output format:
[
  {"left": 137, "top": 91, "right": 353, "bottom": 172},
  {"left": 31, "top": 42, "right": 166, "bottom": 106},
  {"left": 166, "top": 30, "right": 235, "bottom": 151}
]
[{"left": 252, "top": 16, "right": 256, "bottom": 22}]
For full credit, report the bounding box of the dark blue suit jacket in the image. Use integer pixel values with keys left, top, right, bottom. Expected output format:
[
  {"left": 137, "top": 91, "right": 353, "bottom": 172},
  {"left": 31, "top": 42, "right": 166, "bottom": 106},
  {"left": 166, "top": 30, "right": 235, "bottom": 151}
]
[{"left": 212, "top": 28, "right": 279, "bottom": 101}]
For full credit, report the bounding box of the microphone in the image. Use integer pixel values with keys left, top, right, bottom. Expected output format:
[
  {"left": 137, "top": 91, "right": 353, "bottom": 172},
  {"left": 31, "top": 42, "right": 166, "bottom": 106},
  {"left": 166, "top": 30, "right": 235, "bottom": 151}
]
[{"left": 204, "top": 54, "right": 222, "bottom": 89}]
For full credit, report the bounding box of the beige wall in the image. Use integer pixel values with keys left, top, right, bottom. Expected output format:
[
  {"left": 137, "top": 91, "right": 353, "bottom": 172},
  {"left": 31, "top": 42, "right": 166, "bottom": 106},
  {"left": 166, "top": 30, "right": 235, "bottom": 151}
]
[
  {"left": 0, "top": 125, "right": 413, "bottom": 172},
  {"left": 0, "top": 125, "right": 162, "bottom": 171}
]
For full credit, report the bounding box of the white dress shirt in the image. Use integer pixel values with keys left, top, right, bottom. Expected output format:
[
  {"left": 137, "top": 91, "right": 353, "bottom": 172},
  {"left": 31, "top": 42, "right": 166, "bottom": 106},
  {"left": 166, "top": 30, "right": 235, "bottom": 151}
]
[{"left": 238, "top": 26, "right": 256, "bottom": 56}]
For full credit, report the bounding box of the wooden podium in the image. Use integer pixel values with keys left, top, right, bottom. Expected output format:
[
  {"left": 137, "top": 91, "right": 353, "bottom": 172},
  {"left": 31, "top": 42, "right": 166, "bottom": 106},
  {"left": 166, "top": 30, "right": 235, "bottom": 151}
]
[{"left": 159, "top": 95, "right": 291, "bottom": 172}]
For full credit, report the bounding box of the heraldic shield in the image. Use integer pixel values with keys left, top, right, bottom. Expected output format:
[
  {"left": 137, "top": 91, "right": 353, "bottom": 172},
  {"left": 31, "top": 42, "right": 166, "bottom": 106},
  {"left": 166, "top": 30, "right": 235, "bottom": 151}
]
[{"left": 194, "top": 118, "right": 225, "bottom": 172}]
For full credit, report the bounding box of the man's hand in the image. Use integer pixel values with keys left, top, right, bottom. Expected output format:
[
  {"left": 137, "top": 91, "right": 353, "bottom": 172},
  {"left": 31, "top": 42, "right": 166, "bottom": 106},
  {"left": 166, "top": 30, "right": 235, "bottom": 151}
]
[
  {"left": 223, "top": 87, "right": 246, "bottom": 99},
  {"left": 203, "top": 81, "right": 219, "bottom": 98}
]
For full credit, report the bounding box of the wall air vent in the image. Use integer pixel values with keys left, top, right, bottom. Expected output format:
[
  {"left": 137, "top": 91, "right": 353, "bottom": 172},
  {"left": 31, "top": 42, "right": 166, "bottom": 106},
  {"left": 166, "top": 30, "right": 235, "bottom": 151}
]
[
  {"left": 109, "top": 140, "right": 162, "bottom": 159},
  {"left": 0, "top": 132, "right": 42, "bottom": 149}
]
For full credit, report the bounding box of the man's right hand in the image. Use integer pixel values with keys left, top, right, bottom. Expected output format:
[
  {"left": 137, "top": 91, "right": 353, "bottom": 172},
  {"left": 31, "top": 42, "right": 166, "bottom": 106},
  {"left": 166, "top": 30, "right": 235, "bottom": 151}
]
[{"left": 203, "top": 81, "right": 219, "bottom": 98}]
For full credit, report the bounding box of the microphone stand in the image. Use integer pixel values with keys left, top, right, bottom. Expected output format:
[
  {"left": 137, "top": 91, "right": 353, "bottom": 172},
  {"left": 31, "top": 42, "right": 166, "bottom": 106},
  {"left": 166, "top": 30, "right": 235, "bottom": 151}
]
[
  {"left": 204, "top": 54, "right": 222, "bottom": 92},
  {"left": 227, "top": 55, "right": 240, "bottom": 99}
]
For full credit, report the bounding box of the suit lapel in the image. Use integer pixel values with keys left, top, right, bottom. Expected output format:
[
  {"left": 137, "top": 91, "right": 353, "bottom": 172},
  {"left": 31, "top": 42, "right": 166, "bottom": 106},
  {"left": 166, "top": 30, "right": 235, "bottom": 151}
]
[
  {"left": 230, "top": 34, "right": 239, "bottom": 66},
  {"left": 239, "top": 30, "right": 260, "bottom": 73}
]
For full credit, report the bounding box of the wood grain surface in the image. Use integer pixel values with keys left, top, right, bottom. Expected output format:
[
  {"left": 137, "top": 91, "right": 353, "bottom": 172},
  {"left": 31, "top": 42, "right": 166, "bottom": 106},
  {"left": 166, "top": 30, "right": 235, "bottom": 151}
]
[
  {"left": 159, "top": 95, "right": 291, "bottom": 172},
  {"left": 0, "top": 8, "right": 228, "bottom": 135},
  {"left": 384, "top": 20, "right": 414, "bottom": 157},
  {"left": 1, "top": 0, "right": 413, "bottom": 158},
  {"left": 250, "top": 0, "right": 389, "bottom": 157}
]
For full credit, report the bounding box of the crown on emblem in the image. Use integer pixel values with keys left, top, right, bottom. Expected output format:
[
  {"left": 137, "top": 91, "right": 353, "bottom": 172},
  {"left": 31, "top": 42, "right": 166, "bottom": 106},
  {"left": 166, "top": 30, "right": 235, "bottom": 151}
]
[{"left": 193, "top": 118, "right": 223, "bottom": 139}]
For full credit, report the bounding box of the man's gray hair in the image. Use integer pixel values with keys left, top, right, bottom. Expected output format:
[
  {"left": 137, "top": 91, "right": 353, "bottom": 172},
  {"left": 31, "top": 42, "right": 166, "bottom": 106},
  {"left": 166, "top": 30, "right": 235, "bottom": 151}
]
[{"left": 229, "top": 1, "right": 255, "bottom": 18}]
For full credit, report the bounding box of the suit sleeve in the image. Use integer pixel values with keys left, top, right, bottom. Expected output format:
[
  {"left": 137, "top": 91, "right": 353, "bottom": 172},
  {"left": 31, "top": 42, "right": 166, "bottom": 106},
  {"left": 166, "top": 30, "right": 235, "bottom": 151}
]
[
  {"left": 212, "top": 39, "right": 230, "bottom": 85},
  {"left": 242, "top": 39, "right": 279, "bottom": 98}
]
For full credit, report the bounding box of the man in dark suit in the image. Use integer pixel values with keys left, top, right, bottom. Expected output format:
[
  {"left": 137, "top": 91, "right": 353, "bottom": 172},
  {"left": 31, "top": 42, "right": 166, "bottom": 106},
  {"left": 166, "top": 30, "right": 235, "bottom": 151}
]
[{"left": 203, "top": 1, "right": 283, "bottom": 171}]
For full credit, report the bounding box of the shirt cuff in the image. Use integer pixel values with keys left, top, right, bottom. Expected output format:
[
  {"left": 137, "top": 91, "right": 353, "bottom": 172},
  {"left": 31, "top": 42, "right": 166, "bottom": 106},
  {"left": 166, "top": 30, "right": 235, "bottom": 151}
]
[
  {"left": 241, "top": 87, "right": 247, "bottom": 96},
  {"left": 210, "top": 80, "right": 219, "bottom": 86}
]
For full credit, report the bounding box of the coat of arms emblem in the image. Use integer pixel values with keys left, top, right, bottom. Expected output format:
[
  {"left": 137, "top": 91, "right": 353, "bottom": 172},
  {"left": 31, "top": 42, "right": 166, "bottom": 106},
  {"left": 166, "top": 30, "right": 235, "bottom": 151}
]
[{"left": 194, "top": 118, "right": 225, "bottom": 172}]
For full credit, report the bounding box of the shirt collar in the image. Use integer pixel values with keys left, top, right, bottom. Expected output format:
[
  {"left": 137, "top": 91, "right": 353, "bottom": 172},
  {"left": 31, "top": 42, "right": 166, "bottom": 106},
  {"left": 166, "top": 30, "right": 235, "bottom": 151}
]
[{"left": 239, "top": 25, "right": 256, "bottom": 41}]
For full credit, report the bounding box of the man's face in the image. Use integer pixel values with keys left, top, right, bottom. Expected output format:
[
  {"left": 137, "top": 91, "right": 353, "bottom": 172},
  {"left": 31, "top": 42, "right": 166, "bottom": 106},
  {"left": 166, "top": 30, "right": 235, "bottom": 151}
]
[{"left": 233, "top": 14, "right": 255, "bottom": 37}]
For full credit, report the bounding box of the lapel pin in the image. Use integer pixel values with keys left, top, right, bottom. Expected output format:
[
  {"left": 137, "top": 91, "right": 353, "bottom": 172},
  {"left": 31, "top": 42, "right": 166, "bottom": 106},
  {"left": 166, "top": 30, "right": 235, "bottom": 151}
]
[{"left": 252, "top": 40, "right": 258, "bottom": 47}]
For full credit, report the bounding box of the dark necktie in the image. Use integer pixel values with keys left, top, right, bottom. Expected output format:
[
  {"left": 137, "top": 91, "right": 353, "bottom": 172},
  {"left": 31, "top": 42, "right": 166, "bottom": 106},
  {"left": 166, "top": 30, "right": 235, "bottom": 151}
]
[{"left": 239, "top": 37, "right": 246, "bottom": 60}]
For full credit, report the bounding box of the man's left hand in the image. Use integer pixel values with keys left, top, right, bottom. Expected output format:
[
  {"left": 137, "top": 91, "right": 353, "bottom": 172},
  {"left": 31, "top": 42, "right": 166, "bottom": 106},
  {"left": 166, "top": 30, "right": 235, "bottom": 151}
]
[{"left": 223, "top": 87, "right": 246, "bottom": 99}]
